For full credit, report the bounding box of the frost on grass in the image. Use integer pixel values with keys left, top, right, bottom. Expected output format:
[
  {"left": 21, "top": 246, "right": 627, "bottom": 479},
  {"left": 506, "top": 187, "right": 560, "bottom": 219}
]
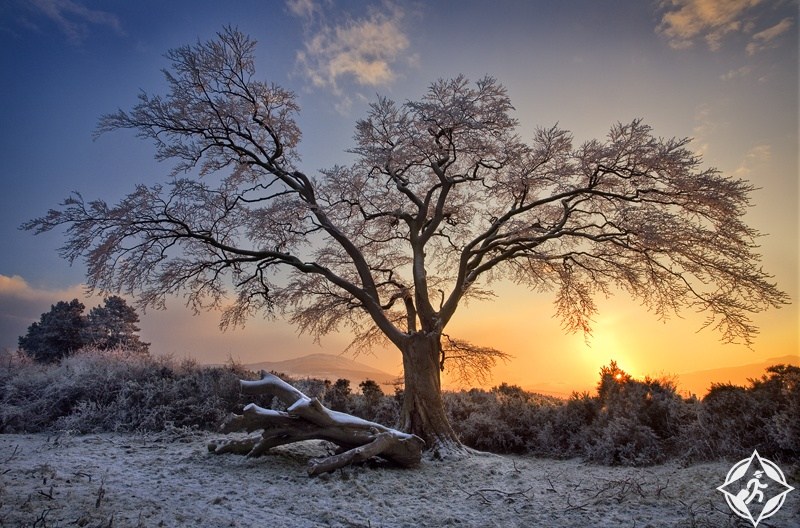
[{"left": 4, "top": 433, "right": 796, "bottom": 527}]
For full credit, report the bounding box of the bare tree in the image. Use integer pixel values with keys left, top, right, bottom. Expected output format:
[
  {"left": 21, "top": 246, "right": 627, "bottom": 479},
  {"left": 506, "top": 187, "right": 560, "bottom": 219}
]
[{"left": 24, "top": 28, "right": 788, "bottom": 452}]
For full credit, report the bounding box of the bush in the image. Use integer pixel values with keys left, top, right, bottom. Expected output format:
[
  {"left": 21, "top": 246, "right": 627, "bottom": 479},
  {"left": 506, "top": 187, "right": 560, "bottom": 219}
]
[
  {"left": 442, "top": 361, "right": 800, "bottom": 467},
  {"left": 2, "top": 348, "right": 794, "bottom": 469},
  {"left": 583, "top": 371, "right": 689, "bottom": 465},
  {"left": 696, "top": 365, "right": 800, "bottom": 461},
  {"left": 534, "top": 392, "right": 597, "bottom": 458},
  {"left": 0, "top": 349, "right": 245, "bottom": 433},
  {"left": 444, "top": 385, "right": 561, "bottom": 455}
]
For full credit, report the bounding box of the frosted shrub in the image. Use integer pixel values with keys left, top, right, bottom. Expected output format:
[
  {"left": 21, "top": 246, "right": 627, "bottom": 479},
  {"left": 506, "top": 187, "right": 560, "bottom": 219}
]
[
  {"left": 576, "top": 364, "right": 693, "bottom": 465},
  {"left": 459, "top": 411, "right": 525, "bottom": 453},
  {"left": 444, "top": 389, "right": 494, "bottom": 424},
  {"left": 699, "top": 365, "right": 800, "bottom": 460},
  {"left": 1, "top": 357, "right": 63, "bottom": 432},
  {"left": 295, "top": 377, "right": 328, "bottom": 401},
  {"left": 534, "top": 393, "right": 597, "bottom": 458},
  {"left": 3, "top": 347, "right": 793, "bottom": 468},
  {"left": 444, "top": 386, "right": 559, "bottom": 454},
  {"left": 586, "top": 414, "right": 665, "bottom": 465},
  {"left": 697, "top": 383, "right": 757, "bottom": 457},
  {"left": 770, "top": 383, "right": 800, "bottom": 456},
  {"left": 757, "top": 365, "right": 800, "bottom": 459},
  {"left": 322, "top": 378, "right": 353, "bottom": 413},
  {"left": 0, "top": 349, "right": 246, "bottom": 433}
]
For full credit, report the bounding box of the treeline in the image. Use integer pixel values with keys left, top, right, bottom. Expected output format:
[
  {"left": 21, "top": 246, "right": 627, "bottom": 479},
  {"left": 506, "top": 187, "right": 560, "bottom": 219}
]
[
  {"left": 0, "top": 349, "right": 797, "bottom": 467},
  {"left": 17, "top": 296, "right": 150, "bottom": 362}
]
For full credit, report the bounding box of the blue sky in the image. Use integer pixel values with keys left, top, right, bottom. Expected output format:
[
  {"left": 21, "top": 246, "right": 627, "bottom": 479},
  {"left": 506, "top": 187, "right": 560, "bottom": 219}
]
[{"left": 0, "top": 0, "right": 797, "bottom": 392}]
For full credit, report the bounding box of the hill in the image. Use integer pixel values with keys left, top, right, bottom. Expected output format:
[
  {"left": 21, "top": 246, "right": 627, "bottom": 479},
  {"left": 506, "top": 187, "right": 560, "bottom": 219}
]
[
  {"left": 676, "top": 354, "right": 799, "bottom": 397},
  {"left": 245, "top": 353, "right": 399, "bottom": 387}
]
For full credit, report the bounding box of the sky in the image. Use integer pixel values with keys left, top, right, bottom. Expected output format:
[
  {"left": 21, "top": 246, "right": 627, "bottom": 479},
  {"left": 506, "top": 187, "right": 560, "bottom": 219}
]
[{"left": 0, "top": 0, "right": 797, "bottom": 396}]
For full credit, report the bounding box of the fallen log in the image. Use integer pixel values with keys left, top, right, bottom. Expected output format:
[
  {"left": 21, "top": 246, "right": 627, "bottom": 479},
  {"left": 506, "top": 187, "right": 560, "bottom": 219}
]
[{"left": 208, "top": 371, "right": 424, "bottom": 475}]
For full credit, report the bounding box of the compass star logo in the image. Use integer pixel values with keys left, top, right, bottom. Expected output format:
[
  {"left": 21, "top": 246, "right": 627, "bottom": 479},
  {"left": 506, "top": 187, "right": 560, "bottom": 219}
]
[{"left": 717, "top": 450, "right": 795, "bottom": 527}]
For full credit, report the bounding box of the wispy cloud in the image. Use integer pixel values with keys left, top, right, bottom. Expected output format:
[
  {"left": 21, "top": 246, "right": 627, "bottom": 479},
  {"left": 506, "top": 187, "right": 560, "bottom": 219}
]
[
  {"left": 0, "top": 274, "right": 90, "bottom": 351},
  {"left": 746, "top": 17, "right": 794, "bottom": 55},
  {"left": 657, "top": 0, "right": 762, "bottom": 51},
  {"left": 657, "top": 0, "right": 794, "bottom": 56},
  {"left": 288, "top": 0, "right": 412, "bottom": 113},
  {"left": 285, "top": 0, "right": 321, "bottom": 20},
  {"left": 733, "top": 143, "right": 771, "bottom": 177},
  {"left": 720, "top": 65, "right": 752, "bottom": 80},
  {"left": 691, "top": 103, "right": 717, "bottom": 157},
  {"left": 26, "top": 0, "right": 124, "bottom": 44}
]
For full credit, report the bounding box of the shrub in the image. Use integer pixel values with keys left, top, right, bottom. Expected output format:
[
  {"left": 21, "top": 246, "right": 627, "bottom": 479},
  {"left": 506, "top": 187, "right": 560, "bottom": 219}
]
[
  {"left": 444, "top": 385, "right": 560, "bottom": 454},
  {"left": 2, "top": 347, "right": 793, "bottom": 469},
  {"left": 535, "top": 392, "right": 597, "bottom": 458},
  {"left": 0, "top": 349, "right": 245, "bottom": 433},
  {"left": 697, "top": 364, "right": 800, "bottom": 461},
  {"left": 323, "top": 378, "right": 352, "bottom": 413}
]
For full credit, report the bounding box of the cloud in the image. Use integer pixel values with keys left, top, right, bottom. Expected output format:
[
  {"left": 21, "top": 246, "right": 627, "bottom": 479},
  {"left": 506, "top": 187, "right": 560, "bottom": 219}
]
[
  {"left": 746, "top": 17, "right": 794, "bottom": 55},
  {"left": 691, "top": 103, "right": 717, "bottom": 156},
  {"left": 720, "top": 65, "right": 752, "bottom": 80},
  {"left": 285, "top": 0, "right": 321, "bottom": 20},
  {"left": 657, "top": 0, "right": 761, "bottom": 51},
  {"left": 289, "top": 1, "right": 411, "bottom": 111},
  {"left": 0, "top": 275, "right": 31, "bottom": 299},
  {"left": 0, "top": 274, "right": 91, "bottom": 351},
  {"left": 26, "top": 0, "right": 124, "bottom": 44},
  {"left": 0, "top": 274, "right": 86, "bottom": 302},
  {"left": 733, "top": 143, "right": 771, "bottom": 177}
]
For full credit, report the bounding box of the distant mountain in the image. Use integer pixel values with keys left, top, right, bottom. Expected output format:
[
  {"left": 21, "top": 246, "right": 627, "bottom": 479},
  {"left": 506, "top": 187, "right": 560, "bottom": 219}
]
[
  {"left": 676, "top": 355, "right": 799, "bottom": 397},
  {"left": 245, "top": 353, "right": 400, "bottom": 387}
]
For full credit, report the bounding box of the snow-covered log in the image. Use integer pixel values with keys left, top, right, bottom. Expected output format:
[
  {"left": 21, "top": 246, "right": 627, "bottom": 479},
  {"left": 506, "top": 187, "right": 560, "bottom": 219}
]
[{"left": 208, "top": 371, "right": 424, "bottom": 475}]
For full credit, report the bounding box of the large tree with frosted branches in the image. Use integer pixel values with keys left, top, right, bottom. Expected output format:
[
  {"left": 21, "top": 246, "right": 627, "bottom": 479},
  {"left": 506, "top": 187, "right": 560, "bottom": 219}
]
[{"left": 25, "top": 28, "right": 787, "bottom": 450}]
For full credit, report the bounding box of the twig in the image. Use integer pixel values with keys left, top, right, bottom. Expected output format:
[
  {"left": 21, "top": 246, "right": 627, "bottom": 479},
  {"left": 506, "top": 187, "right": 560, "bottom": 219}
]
[
  {"left": 654, "top": 478, "right": 669, "bottom": 499},
  {"left": 95, "top": 480, "right": 106, "bottom": 509},
  {"left": 32, "top": 508, "right": 51, "bottom": 528},
  {"left": 36, "top": 486, "right": 54, "bottom": 500},
  {"left": 464, "top": 486, "right": 533, "bottom": 505},
  {"left": 3, "top": 444, "right": 19, "bottom": 464},
  {"left": 74, "top": 471, "right": 93, "bottom": 483},
  {"left": 564, "top": 493, "right": 590, "bottom": 512}
]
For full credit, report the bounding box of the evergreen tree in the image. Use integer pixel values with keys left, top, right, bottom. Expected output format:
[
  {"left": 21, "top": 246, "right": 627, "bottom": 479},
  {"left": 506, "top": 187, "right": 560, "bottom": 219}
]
[
  {"left": 84, "top": 296, "right": 150, "bottom": 354},
  {"left": 18, "top": 296, "right": 149, "bottom": 362},
  {"left": 18, "top": 299, "right": 87, "bottom": 362}
]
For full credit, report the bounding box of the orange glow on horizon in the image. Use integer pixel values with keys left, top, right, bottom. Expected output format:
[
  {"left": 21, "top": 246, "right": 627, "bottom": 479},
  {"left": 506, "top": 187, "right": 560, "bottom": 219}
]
[{"left": 432, "top": 280, "right": 798, "bottom": 398}]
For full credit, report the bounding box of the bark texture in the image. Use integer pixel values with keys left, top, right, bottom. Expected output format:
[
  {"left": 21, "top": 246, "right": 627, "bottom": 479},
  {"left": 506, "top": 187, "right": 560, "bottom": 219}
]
[
  {"left": 208, "top": 372, "right": 424, "bottom": 475},
  {"left": 400, "top": 333, "right": 462, "bottom": 452}
]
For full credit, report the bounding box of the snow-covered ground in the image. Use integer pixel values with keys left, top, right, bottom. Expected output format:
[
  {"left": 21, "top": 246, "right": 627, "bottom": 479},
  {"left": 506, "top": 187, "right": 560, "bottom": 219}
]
[{"left": 1, "top": 432, "right": 797, "bottom": 527}]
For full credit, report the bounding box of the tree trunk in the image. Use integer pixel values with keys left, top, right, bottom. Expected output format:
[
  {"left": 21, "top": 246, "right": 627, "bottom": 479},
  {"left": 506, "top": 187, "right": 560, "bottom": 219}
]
[
  {"left": 208, "top": 372, "right": 424, "bottom": 475},
  {"left": 399, "top": 332, "right": 463, "bottom": 455}
]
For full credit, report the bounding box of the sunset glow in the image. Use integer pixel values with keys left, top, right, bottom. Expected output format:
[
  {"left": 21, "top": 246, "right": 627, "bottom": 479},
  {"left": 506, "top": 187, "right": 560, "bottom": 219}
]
[{"left": 0, "top": 1, "right": 796, "bottom": 398}]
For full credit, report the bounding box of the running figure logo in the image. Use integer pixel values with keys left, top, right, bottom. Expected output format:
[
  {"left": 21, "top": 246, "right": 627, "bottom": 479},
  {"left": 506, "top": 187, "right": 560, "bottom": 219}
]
[{"left": 717, "top": 450, "right": 795, "bottom": 527}]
